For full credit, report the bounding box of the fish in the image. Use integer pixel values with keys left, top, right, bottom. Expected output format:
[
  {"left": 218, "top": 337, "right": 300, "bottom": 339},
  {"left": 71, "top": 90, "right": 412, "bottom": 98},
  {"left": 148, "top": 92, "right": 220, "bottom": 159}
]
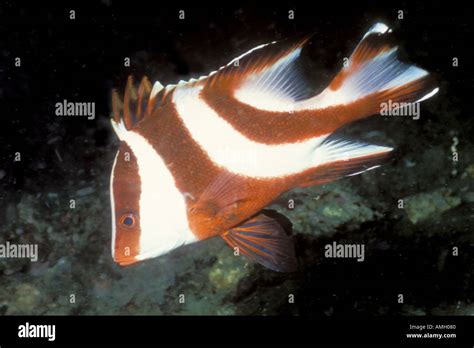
[{"left": 109, "top": 22, "right": 438, "bottom": 271}]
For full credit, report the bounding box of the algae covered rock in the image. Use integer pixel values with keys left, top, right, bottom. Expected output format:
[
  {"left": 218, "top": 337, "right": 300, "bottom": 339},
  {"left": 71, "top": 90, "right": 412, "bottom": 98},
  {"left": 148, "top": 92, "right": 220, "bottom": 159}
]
[
  {"left": 403, "top": 188, "right": 461, "bottom": 224},
  {"left": 272, "top": 183, "right": 377, "bottom": 237}
]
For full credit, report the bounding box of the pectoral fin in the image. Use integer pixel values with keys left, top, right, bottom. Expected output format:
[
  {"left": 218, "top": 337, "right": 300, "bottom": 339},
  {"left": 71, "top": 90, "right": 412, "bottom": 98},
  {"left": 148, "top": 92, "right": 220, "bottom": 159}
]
[
  {"left": 197, "top": 171, "right": 250, "bottom": 215},
  {"left": 221, "top": 213, "right": 297, "bottom": 272}
]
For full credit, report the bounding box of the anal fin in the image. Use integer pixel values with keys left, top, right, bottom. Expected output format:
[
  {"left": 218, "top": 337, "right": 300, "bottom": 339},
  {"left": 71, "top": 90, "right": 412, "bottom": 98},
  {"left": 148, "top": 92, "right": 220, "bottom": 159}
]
[
  {"left": 221, "top": 213, "right": 297, "bottom": 272},
  {"left": 302, "top": 138, "right": 394, "bottom": 187}
]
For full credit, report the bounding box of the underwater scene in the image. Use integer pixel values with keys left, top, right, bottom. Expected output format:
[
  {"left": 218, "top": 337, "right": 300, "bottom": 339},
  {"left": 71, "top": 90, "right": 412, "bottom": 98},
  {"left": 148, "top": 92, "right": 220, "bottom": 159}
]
[{"left": 0, "top": 2, "right": 472, "bottom": 324}]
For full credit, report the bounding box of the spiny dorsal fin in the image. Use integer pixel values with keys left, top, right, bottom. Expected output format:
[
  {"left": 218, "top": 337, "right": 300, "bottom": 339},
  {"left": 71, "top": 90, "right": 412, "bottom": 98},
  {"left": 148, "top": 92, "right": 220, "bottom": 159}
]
[
  {"left": 111, "top": 75, "right": 164, "bottom": 132},
  {"left": 111, "top": 89, "right": 123, "bottom": 125},
  {"left": 123, "top": 75, "right": 138, "bottom": 129},
  {"left": 147, "top": 81, "right": 164, "bottom": 116},
  {"left": 136, "top": 76, "right": 152, "bottom": 122}
]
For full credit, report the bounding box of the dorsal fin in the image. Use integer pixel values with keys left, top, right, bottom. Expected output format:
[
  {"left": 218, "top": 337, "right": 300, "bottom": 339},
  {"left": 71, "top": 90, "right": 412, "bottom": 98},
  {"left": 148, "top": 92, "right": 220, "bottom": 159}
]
[
  {"left": 136, "top": 76, "right": 152, "bottom": 121},
  {"left": 199, "top": 36, "right": 313, "bottom": 108},
  {"left": 195, "top": 24, "right": 437, "bottom": 115},
  {"left": 147, "top": 81, "right": 164, "bottom": 116},
  {"left": 111, "top": 75, "right": 164, "bottom": 133},
  {"left": 123, "top": 75, "right": 138, "bottom": 129}
]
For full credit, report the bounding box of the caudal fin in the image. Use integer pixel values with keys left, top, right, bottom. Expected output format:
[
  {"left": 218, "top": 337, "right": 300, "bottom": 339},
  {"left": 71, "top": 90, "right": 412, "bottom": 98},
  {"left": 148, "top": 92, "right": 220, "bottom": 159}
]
[{"left": 297, "top": 23, "right": 439, "bottom": 116}]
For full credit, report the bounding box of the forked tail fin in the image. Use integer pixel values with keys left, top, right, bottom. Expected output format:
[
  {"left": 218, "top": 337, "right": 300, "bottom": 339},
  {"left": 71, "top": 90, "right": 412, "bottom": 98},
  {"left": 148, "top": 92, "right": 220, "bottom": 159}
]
[{"left": 297, "top": 23, "right": 439, "bottom": 117}]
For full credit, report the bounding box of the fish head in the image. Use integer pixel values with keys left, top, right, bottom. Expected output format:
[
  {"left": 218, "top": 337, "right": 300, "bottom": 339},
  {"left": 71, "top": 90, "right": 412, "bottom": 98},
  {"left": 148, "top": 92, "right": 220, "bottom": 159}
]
[
  {"left": 110, "top": 132, "right": 197, "bottom": 266},
  {"left": 110, "top": 142, "right": 142, "bottom": 266}
]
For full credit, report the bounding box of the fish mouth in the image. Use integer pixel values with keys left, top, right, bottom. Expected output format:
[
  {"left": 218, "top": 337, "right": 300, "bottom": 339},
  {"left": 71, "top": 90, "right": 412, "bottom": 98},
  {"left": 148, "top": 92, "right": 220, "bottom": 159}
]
[{"left": 113, "top": 249, "right": 165, "bottom": 266}]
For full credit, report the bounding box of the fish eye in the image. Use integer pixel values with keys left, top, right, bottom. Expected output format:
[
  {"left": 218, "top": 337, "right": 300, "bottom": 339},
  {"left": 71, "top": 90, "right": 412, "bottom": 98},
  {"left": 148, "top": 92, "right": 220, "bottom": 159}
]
[{"left": 120, "top": 213, "right": 137, "bottom": 228}]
